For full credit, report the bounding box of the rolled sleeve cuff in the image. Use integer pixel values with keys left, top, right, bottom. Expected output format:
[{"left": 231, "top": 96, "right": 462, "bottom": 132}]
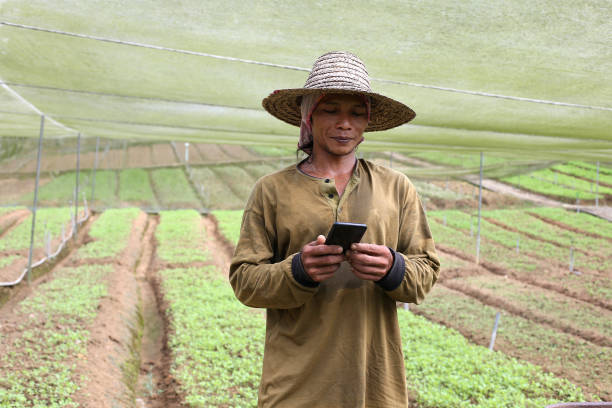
[
  {"left": 376, "top": 247, "right": 405, "bottom": 291},
  {"left": 291, "top": 252, "right": 320, "bottom": 288}
]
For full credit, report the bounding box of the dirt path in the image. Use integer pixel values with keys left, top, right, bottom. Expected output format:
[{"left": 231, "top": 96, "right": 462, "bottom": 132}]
[
  {"left": 134, "top": 214, "right": 184, "bottom": 408},
  {"left": 201, "top": 215, "right": 234, "bottom": 278},
  {"left": 73, "top": 211, "right": 147, "bottom": 408}
]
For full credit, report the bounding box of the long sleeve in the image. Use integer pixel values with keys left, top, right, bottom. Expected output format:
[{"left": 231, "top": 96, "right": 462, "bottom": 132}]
[
  {"left": 229, "top": 181, "right": 319, "bottom": 309},
  {"left": 381, "top": 181, "right": 440, "bottom": 304}
]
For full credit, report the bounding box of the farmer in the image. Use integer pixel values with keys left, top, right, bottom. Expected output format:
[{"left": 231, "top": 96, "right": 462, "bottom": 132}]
[{"left": 230, "top": 51, "right": 440, "bottom": 407}]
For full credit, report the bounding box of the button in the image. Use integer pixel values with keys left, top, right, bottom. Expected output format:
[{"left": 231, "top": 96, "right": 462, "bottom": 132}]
[
  {"left": 338, "top": 207, "right": 342, "bottom": 213},
  {"left": 328, "top": 193, "right": 334, "bottom": 198},
  {"left": 325, "top": 179, "right": 330, "bottom": 183}
]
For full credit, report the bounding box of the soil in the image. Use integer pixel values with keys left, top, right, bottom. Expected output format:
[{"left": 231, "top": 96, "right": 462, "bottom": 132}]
[
  {"left": 72, "top": 210, "right": 147, "bottom": 408},
  {"left": 0, "top": 208, "right": 29, "bottom": 238},
  {"left": 219, "top": 144, "right": 256, "bottom": 161},
  {"left": 0, "top": 177, "right": 50, "bottom": 205},
  {"left": 527, "top": 211, "right": 612, "bottom": 242},
  {"left": 194, "top": 143, "right": 233, "bottom": 162},
  {"left": 441, "top": 278, "right": 612, "bottom": 348},
  {"left": 202, "top": 215, "right": 234, "bottom": 278},
  {"left": 482, "top": 216, "right": 605, "bottom": 264},
  {"left": 435, "top": 242, "right": 612, "bottom": 312},
  {"left": 152, "top": 144, "right": 178, "bottom": 167},
  {"left": 128, "top": 145, "right": 156, "bottom": 169}
]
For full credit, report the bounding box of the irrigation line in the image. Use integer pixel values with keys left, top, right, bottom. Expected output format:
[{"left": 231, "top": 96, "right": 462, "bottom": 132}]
[
  {"left": 0, "top": 205, "right": 90, "bottom": 287},
  {"left": 3, "top": 21, "right": 611, "bottom": 111}
]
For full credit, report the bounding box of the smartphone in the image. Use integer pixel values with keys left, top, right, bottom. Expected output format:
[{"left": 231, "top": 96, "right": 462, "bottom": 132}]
[{"left": 325, "top": 222, "right": 367, "bottom": 252}]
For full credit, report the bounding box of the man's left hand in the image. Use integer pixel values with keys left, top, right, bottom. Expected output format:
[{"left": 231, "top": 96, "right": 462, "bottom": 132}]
[{"left": 346, "top": 243, "right": 393, "bottom": 281}]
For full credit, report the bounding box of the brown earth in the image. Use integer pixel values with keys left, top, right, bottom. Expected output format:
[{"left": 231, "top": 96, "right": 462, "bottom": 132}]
[
  {"left": 72, "top": 210, "right": 147, "bottom": 408},
  {"left": 436, "top": 242, "right": 612, "bottom": 312},
  {"left": 0, "top": 213, "right": 96, "bottom": 310},
  {"left": 152, "top": 144, "right": 177, "bottom": 167},
  {"left": 0, "top": 208, "right": 29, "bottom": 238},
  {"left": 0, "top": 177, "right": 50, "bottom": 205},
  {"left": 195, "top": 143, "right": 233, "bottom": 162},
  {"left": 411, "top": 286, "right": 611, "bottom": 401},
  {"left": 128, "top": 145, "right": 155, "bottom": 169},
  {"left": 202, "top": 215, "right": 234, "bottom": 278},
  {"left": 441, "top": 278, "right": 612, "bottom": 348},
  {"left": 483, "top": 216, "right": 606, "bottom": 265},
  {"left": 219, "top": 144, "right": 257, "bottom": 161},
  {"left": 551, "top": 168, "right": 612, "bottom": 189},
  {"left": 528, "top": 211, "right": 612, "bottom": 242}
]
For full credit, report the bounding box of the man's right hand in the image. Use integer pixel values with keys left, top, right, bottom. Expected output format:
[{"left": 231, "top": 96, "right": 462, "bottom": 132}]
[{"left": 301, "top": 235, "right": 345, "bottom": 282}]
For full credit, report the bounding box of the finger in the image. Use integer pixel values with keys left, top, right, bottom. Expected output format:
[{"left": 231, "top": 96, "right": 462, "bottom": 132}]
[
  {"left": 350, "top": 243, "right": 387, "bottom": 255},
  {"left": 305, "top": 244, "right": 343, "bottom": 256},
  {"left": 303, "top": 255, "right": 345, "bottom": 268},
  {"left": 346, "top": 252, "right": 389, "bottom": 268}
]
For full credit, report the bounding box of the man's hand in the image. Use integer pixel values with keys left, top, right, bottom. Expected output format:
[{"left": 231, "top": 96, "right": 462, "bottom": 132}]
[
  {"left": 346, "top": 243, "right": 393, "bottom": 281},
  {"left": 301, "top": 235, "right": 344, "bottom": 282}
]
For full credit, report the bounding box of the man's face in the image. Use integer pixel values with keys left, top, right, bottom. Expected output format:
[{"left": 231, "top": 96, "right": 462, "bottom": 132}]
[{"left": 311, "top": 94, "right": 368, "bottom": 158}]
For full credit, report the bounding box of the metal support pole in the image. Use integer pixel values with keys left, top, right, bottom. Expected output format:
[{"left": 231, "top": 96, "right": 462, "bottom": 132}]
[
  {"left": 26, "top": 115, "right": 45, "bottom": 284},
  {"left": 476, "top": 152, "right": 484, "bottom": 264},
  {"left": 74, "top": 133, "right": 81, "bottom": 239},
  {"left": 596, "top": 161, "right": 600, "bottom": 208},
  {"left": 489, "top": 312, "right": 501, "bottom": 350},
  {"left": 91, "top": 135, "right": 100, "bottom": 205},
  {"left": 569, "top": 247, "right": 575, "bottom": 273},
  {"left": 185, "top": 142, "right": 189, "bottom": 164}
]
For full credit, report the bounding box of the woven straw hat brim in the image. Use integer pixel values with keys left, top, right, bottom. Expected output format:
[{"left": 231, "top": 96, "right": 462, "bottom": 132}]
[{"left": 262, "top": 88, "right": 416, "bottom": 132}]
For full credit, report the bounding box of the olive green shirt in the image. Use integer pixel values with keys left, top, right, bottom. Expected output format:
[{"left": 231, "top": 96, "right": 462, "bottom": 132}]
[{"left": 230, "top": 159, "right": 440, "bottom": 407}]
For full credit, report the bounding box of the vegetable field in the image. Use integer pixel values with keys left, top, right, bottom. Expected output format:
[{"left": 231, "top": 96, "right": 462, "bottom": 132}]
[{"left": 1, "top": 144, "right": 610, "bottom": 407}]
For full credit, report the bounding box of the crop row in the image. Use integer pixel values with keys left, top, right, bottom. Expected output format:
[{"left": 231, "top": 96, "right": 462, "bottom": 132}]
[
  {"left": 411, "top": 285, "right": 609, "bottom": 400},
  {"left": 552, "top": 162, "right": 612, "bottom": 187},
  {"left": 0, "top": 208, "right": 141, "bottom": 407},
  {"left": 428, "top": 208, "right": 608, "bottom": 274},
  {"left": 427, "top": 211, "right": 611, "bottom": 304},
  {"left": 0, "top": 207, "right": 74, "bottom": 252},
  {"left": 528, "top": 207, "right": 612, "bottom": 239},
  {"left": 501, "top": 168, "right": 611, "bottom": 201}
]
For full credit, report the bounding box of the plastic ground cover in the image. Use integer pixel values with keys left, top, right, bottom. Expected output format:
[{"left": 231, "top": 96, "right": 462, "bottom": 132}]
[{"left": 0, "top": 0, "right": 610, "bottom": 159}]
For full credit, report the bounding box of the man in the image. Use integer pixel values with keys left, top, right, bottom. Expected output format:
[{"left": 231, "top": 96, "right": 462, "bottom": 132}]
[{"left": 230, "top": 51, "right": 440, "bottom": 407}]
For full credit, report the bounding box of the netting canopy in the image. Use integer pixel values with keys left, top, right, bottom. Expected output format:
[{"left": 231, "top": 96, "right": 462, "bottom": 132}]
[{"left": 1, "top": 0, "right": 611, "bottom": 159}]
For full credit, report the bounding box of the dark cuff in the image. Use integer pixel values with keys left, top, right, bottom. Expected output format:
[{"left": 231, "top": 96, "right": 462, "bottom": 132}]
[
  {"left": 376, "top": 248, "right": 405, "bottom": 291},
  {"left": 291, "top": 253, "right": 319, "bottom": 288}
]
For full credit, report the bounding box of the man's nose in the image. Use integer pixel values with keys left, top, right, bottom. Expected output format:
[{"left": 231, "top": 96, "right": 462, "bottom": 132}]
[{"left": 336, "top": 112, "right": 352, "bottom": 129}]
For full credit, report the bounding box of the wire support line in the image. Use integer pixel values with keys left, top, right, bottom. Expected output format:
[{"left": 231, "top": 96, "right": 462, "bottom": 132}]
[
  {"left": 53, "top": 114, "right": 296, "bottom": 137},
  {"left": 0, "top": 21, "right": 309, "bottom": 71},
  {"left": 3, "top": 20, "right": 612, "bottom": 111},
  {"left": 0, "top": 77, "right": 78, "bottom": 133},
  {"left": 370, "top": 77, "right": 612, "bottom": 112},
  {"left": 0, "top": 81, "right": 260, "bottom": 111}
]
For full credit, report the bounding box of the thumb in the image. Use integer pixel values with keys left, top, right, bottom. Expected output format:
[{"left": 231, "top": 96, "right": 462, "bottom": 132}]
[{"left": 316, "top": 235, "right": 326, "bottom": 245}]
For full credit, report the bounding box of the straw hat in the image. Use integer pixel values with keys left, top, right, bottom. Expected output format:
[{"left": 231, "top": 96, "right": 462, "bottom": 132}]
[{"left": 262, "top": 51, "right": 415, "bottom": 131}]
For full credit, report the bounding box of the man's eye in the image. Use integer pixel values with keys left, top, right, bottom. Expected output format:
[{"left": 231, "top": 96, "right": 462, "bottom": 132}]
[
  {"left": 353, "top": 111, "right": 365, "bottom": 116},
  {"left": 323, "top": 109, "right": 337, "bottom": 114}
]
